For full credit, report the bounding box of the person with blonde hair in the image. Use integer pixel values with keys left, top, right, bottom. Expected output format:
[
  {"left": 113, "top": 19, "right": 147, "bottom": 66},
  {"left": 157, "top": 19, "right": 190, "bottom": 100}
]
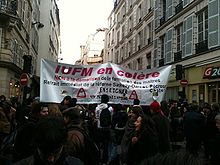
[{"left": 48, "top": 104, "right": 62, "bottom": 117}]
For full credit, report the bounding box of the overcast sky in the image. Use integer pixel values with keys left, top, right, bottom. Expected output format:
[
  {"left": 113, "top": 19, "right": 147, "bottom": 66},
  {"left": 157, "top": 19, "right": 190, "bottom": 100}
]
[{"left": 57, "top": 0, "right": 114, "bottom": 64}]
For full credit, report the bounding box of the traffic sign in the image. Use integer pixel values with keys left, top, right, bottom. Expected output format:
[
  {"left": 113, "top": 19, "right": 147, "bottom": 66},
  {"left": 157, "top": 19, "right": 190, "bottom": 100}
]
[
  {"left": 180, "top": 79, "right": 188, "bottom": 86},
  {"left": 20, "top": 73, "right": 29, "bottom": 86}
]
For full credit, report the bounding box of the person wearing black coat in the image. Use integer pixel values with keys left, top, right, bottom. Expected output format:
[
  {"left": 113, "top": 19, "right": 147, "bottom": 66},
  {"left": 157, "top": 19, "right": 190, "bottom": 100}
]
[
  {"left": 126, "top": 113, "right": 159, "bottom": 165},
  {"left": 150, "top": 100, "right": 171, "bottom": 154},
  {"left": 183, "top": 103, "right": 205, "bottom": 155}
]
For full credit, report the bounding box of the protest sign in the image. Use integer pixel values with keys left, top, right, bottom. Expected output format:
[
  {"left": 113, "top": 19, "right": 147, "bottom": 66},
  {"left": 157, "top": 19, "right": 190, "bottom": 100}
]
[{"left": 40, "top": 59, "right": 172, "bottom": 105}]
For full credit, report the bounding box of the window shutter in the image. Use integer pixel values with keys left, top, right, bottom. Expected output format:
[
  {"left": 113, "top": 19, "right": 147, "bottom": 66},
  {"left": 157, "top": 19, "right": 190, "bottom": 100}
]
[
  {"left": 166, "top": 0, "right": 173, "bottom": 19},
  {"left": 154, "top": 0, "right": 160, "bottom": 28},
  {"left": 183, "top": 15, "right": 193, "bottom": 57},
  {"left": 182, "top": 20, "right": 186, "bottom": 57},
  {"left": 183, "top": 0, "right": 189, "bottom": 7},
  {"left": 154, "top": 38, "right": 158, "bottom": 66},
  {"left": 143, "top": 26, "right": 147, "bottom": 46},
  {"left": 208, "top": 0, "right": 219, "bottom": 48},
  {"left": 165, "top": 28, "right": 173, "bottom": 63},
  {"left": 140, "top": 30, "right": 144, "bottom": 48},
  {"left": 135, "top": 35, "right": 138, "bottom": 51}
]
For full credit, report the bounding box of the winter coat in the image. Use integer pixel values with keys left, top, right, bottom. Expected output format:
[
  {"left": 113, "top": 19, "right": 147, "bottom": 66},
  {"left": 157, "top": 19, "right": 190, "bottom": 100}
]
[
  {"left": 0, "top": 107, "right": 11, "bottom": 134},
  {"left": 65, "top": 125, "right": 86, "bottom": 161},
  {"left": 95, "top": 103, "right": 113, "bottom": 128},
  {"left": 126, "top": 121, "right": 159, "bottom": 165},
  {"left": 14, "top": 152, "right": 83, "bottom": 165},
  {"left": 183, "top": 110, "right": 205, "bottom": 141},
  {"left": 152, "top": 113, "right": 171, "bottom": 153}
]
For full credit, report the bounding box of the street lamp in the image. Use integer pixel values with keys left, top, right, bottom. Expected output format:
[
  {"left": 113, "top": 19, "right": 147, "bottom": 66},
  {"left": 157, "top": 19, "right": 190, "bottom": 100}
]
[{"left": 32, "top": 21, "right": 44, "bottom": 29}]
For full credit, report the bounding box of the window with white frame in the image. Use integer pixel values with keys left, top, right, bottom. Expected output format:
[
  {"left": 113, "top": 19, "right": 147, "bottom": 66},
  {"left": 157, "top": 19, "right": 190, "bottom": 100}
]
[
  {"left": 182, "top": 15, "right": 193, "bottom": 57},
  {"left": 160, "top": 35, "right": 165, "bottom": 59},
  {"left": 115, "top": 51, "right": 119, "bottom": 64},
  {"left": 108, "top": 33, "right": 111, "bottom": 47},
  {"left": 176, "top": 24, "right": 183, "bottom": 51},
  {"left": 127, "top": 40, "right": 131, "bottom": 56},
  {"left": 165, "top": 28, "right": 173, "bottom": 63},
  {"left": 122, "top": 5, "right": 126, "bottom": 18},
  {"left": 137, "top": 32, "right": 141, "bottom": 50},
  {"left": 12, "top": 40, "right": 18, "bottom": 65},
  {"left": 128, "top": 39, "right": 133, "bottom": 56},
  {"left": 120, "top": 46, "right": 124, "bottom": 62},
  {"left": 154, "top": 0, "right": 160, "bottom": 28},
  {"left": 183, "top": 0, "right": 193, "bottom": 7},
  {"left": 128, "top": 15, "right": 133, "bottom": 31},
  {"left": 128, "top": 0, "right": 132, "bottom": 8},
  {"left": 137, "top": 57, "right": 143, "bottom": 70},
  {"left": 208, "top": 0, "right": 219, "bottom": 48},
  {"left": 122, "top": 25, "right": 125, "bottom": 39},
  {"left": 111, "top": 49, "right": 113, "bottom": 62},
  {"left": 137, "top": 4, "right": 142, "bottom": 22},
  {"left": 197, "top": 8, "right": 208, "bottom": 42},
  {"left": 117, "top": 31, "right": 120, "bottom": 44},
  {"left": 153, "top": 39, "right": 158, "bottom": 67},
  {"left": 146, "top": 53, "right": 151, "bottom": 68},
  {"left": 166, "top": 0, "right": 173, "bottom": 19},
  {"left": 111, "top": 29, "right": 114, "bottom": 44},
  {"left": 148, "top": 22, "right": 152, "bottom": 42},
  {"left": 117, "top": 12, "right": 120, "bottom": 23},
  {"left": 21, "top": 0, "right": 26, "bottom": 22},
  {"left": 19, "top": 46, "right": 23, "bottom": 67}
]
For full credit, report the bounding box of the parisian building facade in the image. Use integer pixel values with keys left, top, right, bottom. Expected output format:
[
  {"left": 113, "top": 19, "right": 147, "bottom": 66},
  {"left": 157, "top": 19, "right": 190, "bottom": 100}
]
[
  {"left": 104, "top": 0, "right": 220, "bottom": 105},
  {"left": 0, "top": 0, "right": 60, "bottom": 100},
  {"left": 78, "top": 28, "right": 108, "bottom": 65}
]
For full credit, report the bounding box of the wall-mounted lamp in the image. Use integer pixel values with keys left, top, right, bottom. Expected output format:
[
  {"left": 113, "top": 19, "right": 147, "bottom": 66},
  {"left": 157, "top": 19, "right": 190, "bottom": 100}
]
[
  {"left": 96, "top": 28, "right": 108, "bottom": 32},
  {"left": 32, "top": 22, "right": 44, "bottom": 29},
  {"left": 57, "top": 57, "right": 63, "bottom": 63}
]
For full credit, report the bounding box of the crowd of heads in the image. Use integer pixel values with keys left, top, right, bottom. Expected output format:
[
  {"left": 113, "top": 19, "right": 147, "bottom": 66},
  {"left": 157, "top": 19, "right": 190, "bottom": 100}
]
[{"left": 1, "top": 94, "right": 220, "bottom": 165}]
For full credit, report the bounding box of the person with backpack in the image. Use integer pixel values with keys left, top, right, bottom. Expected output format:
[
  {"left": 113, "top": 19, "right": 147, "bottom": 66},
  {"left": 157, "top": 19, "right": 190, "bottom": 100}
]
[
  {"left": 63, "top": 106, "right": 100, "bottom": 165},
  {"left": 108, "top": 104, "right": 128, "bottom": 165},
  {"left": 95, "top": 94, "right": 113, "bottom": 165}
]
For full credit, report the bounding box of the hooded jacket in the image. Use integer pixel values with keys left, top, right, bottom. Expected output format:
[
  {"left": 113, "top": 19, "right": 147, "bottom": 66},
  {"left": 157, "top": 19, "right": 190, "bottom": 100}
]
[{"left": 95, "top": 103, "right": 113, "bottom": 128}]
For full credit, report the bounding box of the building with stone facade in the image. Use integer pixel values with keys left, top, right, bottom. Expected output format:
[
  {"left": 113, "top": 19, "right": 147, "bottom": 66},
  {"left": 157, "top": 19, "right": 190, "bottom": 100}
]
[
  {"left": 0, "top": 0, "right": 60, "bottom": 100},
  {"left": 36, "top": 0, "right": 60, "bottom": 76},
  {"left": 0, "top": 0, "right": 32, "bottom": 99},
  {"left": 79, "top": 28, "right": 107, "bottom": 65},
  {"left": 104, "top": 0, "right": 220, "bottom": 105}
]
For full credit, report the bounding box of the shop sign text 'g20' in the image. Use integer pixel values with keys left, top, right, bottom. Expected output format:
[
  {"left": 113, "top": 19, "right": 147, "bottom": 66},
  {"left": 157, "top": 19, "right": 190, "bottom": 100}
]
[{"left": 203, "top": 67, "right": 220, "bottom": 79}]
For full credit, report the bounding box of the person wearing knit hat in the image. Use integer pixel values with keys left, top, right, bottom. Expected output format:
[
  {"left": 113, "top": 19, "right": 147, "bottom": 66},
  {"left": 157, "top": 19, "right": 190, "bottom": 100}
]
[
  {"left": 150, "top": 100, "right": 171, "bottom": 154},
  {"left": 150, "top": 100, "right": 162, "bottom": 114}
]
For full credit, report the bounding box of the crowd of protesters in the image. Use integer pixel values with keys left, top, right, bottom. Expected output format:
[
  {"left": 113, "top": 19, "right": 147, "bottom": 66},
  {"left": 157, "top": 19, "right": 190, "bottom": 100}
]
[{"left": 0, "top": 94, "right": 219, "bottom": 165}]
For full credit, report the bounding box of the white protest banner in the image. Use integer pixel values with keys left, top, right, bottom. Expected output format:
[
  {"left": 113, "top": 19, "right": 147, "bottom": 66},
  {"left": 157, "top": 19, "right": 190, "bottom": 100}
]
[{"left": 40, "top": 59, "right": 172, "bottom": 105}]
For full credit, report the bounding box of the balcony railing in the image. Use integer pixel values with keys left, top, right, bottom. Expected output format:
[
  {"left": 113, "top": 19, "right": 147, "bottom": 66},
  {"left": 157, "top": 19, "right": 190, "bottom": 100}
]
[
  {"left": 0, "top": 0, "right": 17, "bottom": 16},
  {"left": 159, "top": 58, "right": 164, "bottom": 67},
  {"left": 174, "top": 51, "right": 182, "bottom": 62},
  {"left": 195, "top": 39, "right": 208, "bottom": 54},
  {"left": 175, "top": 1, "right": 183, "bottom": 14}
]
